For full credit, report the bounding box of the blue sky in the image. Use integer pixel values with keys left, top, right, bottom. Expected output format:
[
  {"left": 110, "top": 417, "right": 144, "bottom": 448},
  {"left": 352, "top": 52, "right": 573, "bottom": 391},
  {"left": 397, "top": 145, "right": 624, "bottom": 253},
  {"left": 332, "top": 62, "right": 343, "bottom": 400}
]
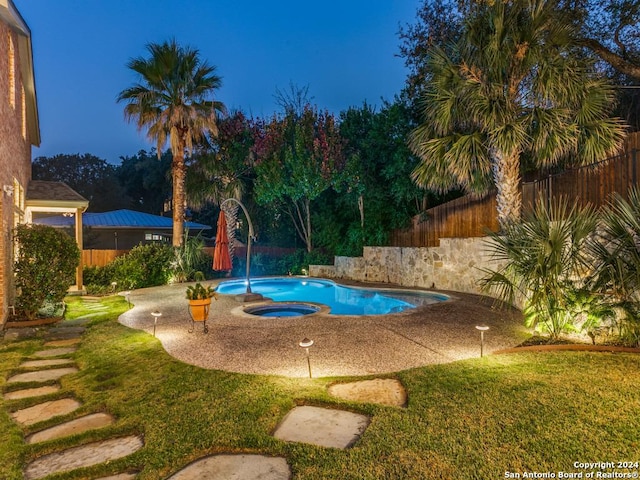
[{"left": 17, "top": 0, "right": 418, "bottom": 164}]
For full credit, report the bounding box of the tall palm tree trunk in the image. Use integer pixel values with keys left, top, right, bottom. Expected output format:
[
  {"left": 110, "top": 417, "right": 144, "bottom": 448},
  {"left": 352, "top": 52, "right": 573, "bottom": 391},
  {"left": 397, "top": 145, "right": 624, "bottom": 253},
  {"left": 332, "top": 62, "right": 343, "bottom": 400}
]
[
  {"left": 492, "top": 150, "right": 522, "bottom": 229},
  {"left": 172, "top": 153, "right": 187, "bottom": 247}
]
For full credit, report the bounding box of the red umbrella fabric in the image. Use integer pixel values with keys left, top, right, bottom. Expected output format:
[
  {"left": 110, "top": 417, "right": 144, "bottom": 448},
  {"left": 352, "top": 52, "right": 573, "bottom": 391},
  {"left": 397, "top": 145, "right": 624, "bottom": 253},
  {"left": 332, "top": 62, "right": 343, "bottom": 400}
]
[{"left": 213, "top": 210, "right": 232, "bottom": 271}]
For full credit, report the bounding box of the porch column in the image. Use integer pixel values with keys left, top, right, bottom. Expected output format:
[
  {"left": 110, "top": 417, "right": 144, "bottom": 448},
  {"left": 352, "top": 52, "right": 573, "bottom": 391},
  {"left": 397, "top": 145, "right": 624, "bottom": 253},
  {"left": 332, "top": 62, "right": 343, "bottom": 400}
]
[{"left": 75, "top": 207, "right": 83, "bottom": 291}]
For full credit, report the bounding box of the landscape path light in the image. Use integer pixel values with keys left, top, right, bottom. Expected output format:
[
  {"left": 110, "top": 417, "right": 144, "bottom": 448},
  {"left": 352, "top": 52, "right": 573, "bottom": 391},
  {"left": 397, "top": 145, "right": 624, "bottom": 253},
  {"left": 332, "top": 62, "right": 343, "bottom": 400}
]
[
  {"left": 299, "top": 338, "right": 314, "bottom": 378},
  {"left": 123, "top": 291, "right": 131, "bottom": 308},
  {"left": 151, "top": 310, "right": 162, "bottom": 337},
  {"left": 475, "top": 325, "right": 489, "bottom": 357}
]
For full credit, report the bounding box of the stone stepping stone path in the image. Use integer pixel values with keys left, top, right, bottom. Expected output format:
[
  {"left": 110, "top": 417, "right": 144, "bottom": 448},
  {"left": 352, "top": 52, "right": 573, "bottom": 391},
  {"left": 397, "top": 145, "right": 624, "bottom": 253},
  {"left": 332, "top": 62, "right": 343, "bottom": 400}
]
[
  {"left": 11, "top": 398, "right": 81, "bottom": 426},
  {"left": 3, "top": 385, "right": 61, "bottom": 400},
  {"left": 26, "top": 412, "right": 115, "bottom": 444},
  {"left": 44, "top": 338, "right": 81, "bottom": 347},
  {"left": 33, "top": 347, "right": 76, "bottom": 357},
  {"left": 328, "top": 378, "right": 407, "bottom": 407},
  {"left": 20, "top": 358, "right": 74, "bottom": 368},
  {"left": 168, "top": 454, "right": 290, "bottom": 480},
  {"left": 23, "top": 435, "right": 144, "bottom": 480},
  {"left": 273, "top": 405, "right": 370, "bottom": 449},
  {"left": 43, "top": 329, "right": 84, "bottom": 341},
  {"left": 6, "top": 367, "right": 78, "bottom": 384}
]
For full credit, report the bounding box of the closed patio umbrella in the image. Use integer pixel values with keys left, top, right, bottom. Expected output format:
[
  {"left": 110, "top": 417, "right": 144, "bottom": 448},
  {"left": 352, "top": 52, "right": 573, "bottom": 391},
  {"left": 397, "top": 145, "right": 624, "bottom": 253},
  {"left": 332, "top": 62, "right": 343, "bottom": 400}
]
[{"left": 213, "top": 210, "right": 232, "bottom": 271}]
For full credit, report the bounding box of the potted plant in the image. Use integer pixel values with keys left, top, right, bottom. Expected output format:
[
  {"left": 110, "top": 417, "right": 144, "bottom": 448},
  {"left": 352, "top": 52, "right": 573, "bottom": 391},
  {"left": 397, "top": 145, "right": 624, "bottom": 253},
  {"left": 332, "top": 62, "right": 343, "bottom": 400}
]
[{"left": 186, "top": 283, "right": 216, "bottom": 323}]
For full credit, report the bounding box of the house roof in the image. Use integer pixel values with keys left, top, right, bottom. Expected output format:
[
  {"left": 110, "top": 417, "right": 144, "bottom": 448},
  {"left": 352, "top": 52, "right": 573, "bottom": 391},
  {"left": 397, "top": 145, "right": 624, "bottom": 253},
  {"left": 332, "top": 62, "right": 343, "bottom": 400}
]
[
  {"left": 27, "top": 181, "right": 89, "bottom": 209},
  {"left": 0, "top": 0, "right": 40, "bottom": 146},
  {"left": 35, "top": 209, "right": 212, "bottom": 231}
]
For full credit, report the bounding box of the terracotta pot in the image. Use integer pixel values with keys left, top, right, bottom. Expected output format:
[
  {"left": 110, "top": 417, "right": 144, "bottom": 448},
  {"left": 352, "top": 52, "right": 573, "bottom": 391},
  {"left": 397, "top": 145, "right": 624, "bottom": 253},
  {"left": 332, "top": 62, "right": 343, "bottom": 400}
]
[{"left": 188, "top": 298, "right": 211, "bottom": 322}]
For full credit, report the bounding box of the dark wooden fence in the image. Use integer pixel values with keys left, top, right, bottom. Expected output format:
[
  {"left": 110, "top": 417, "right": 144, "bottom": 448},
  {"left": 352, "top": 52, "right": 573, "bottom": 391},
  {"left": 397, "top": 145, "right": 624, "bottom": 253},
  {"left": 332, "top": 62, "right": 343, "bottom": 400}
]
[
  {"left": 82, "top": 249, "right": 129, "bottom": 267},
  {"left": 390, "top": 193, "right": 500, "bottom": 247},
  {"left": 390, "top": 132, "right": 640, "bottom": 248},
  {"left": 522, "top": 136, "right": 640, "bottom": 212}
]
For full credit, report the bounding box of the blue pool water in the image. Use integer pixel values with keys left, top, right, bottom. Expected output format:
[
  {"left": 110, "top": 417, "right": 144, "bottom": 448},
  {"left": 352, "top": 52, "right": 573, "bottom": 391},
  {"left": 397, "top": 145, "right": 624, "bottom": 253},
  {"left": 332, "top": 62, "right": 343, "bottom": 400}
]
[{"left": 215, "top": 277, "right": 448, "bottom": 315}]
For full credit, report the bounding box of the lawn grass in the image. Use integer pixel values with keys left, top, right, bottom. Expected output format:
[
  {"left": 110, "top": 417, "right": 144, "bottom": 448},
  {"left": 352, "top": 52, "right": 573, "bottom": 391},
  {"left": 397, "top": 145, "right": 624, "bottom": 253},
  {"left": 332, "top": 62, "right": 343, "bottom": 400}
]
[{"left": 1, "top": 295, "right": 639, "bottom": 479}]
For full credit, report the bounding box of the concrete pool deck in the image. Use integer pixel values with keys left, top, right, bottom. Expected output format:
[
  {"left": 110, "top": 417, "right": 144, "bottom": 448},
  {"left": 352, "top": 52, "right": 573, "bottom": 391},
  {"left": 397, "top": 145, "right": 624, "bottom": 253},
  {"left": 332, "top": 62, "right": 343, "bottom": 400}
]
[{"left": 118, "top": 279, "right": 528, "bottom": 377}]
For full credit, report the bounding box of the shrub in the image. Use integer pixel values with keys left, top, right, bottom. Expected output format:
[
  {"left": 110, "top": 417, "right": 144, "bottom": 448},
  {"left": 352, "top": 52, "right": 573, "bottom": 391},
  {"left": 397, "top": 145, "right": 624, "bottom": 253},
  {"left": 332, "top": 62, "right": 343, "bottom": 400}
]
[
  {"left": 590, "top": 188, "right": 640, "bottom": 346},
  {"left": 171, "top": 233, "right": 205, "bottom": 282},
  {"left": 109, "top": 243, "right": 174, "bottom": 289},
  {"left": 14, "top": 224, "right": 80, "bottom": 320},
  {"left": 481, "top": 198, "right": 598, "bottom": 339}
]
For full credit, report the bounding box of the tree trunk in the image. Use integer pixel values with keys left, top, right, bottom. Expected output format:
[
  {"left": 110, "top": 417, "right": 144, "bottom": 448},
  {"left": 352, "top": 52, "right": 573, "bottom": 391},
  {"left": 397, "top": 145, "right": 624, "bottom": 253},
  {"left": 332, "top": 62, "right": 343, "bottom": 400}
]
[
  {"left": 579, "top": 38, "right": 640, "bottom": 81},
  {"left": 172, "top": 151, "right": 186, "bottom": 247},
  {"left": 492, "top": 150, "right": 522, "bottom": 229}
]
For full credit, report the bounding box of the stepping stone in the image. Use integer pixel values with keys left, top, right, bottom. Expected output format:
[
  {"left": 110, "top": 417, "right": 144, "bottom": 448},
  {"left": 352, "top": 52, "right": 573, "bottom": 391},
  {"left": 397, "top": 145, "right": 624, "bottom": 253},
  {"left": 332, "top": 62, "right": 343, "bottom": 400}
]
[
  {"left": 43, "top": 329, "right": 83, "bottom": 341},
  {"left": 168, "top": 454, "right": 290, "bottom": 480},
  {"left": 26, "top": 412, "right": 114, "bottom": 444},
  {"left": 44, "top": 338, "right": 81, "bottom": 347},
  {"left": 328, "top": 378, "right": 407, "bottom": 407},
  {"left": 12, "top": 398, "right": 81, "bottom": 426},
  {"left": 7, "top": 367, "right": 78, "bottom": 384},
  {"left": 3, "top": 328, "right": 38, "bottom": 341},
  {"left": 20, "top": 359, "right": 74, "bottom": 368},
  {"left": 23, "top": 435, "right": 144, "bottom": 480},
  {"left": 33, "top": 347, "right": 76, "bottom": 357},
  {"left": 273, "top": 406, "right": 370, "bottom": 449},
  {"left": 3, "top": 385, "right": 61, "bottom": 400},
  {"left": 45, "top": 325, "right": 86, "bottom": 335}
]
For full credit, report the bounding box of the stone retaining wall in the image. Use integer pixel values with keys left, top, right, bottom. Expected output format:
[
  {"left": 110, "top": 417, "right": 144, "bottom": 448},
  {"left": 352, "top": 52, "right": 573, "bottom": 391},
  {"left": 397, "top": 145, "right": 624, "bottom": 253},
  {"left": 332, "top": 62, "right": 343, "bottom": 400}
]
[{"left": 309, "top": 237, "right": 505, "bottom": 296}]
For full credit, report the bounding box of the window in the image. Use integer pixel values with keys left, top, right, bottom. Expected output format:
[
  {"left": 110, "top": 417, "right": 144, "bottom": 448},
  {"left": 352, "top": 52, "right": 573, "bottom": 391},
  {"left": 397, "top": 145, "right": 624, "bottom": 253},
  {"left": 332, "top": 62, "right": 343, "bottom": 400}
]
[{"left": 145, "top": 233, "right": 164, "bottom": 241}]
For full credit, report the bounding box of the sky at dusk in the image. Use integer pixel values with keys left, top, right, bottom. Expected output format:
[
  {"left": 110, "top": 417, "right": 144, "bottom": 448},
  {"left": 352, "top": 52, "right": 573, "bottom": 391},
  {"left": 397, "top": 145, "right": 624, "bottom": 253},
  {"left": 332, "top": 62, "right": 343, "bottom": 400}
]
[{"left": 17, "top": 0, "right": 419, "bottom": 164}]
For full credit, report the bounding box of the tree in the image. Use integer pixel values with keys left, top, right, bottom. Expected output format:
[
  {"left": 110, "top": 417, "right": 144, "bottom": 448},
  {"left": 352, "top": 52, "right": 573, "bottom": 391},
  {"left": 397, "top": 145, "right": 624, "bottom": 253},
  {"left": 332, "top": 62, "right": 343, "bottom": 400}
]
[
  {"left": 409, "top": 0, "right": 625, "bottom": 227},
  {"left": 333, "top": 98, "right": 433, "bottom": 254},
  {"left": 32, "top": 153, "right": 130, "bottom": 212},
  {"left": 117, "top": 39, "right": 225, "bottom": 247},
  {"left": 187, "top": 111, "right": 256, "bottom": 260},
  {"left": 399, "top": 0, "right": 640, "bottom": 89},
  {"left": 252, "top": 106, "right": 344, "bottom": 252},
  {"left": 116, "top": 149, "right": 172, "bottom": 215},
  {"left": 574, "top": 0, "right": 640, "bottom": 80}
]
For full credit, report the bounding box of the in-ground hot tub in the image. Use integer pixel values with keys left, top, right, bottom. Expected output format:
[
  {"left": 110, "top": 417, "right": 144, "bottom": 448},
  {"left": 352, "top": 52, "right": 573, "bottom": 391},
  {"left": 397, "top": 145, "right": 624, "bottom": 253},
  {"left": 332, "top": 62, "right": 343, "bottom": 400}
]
[{"left": 244, "top": 303, "right": 320, "bottom": 317}]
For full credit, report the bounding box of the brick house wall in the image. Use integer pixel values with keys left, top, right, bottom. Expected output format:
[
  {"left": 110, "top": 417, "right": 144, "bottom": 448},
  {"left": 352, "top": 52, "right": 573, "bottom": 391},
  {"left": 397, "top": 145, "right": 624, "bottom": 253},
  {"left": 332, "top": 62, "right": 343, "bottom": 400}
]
[{"left": 0, "top": 2, "right": 38, "bottom": 326}]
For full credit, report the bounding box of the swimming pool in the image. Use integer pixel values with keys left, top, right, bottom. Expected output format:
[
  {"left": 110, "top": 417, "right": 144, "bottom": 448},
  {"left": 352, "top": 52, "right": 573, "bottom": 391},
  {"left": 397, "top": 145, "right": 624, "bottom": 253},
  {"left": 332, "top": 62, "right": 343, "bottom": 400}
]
[{"left": 215, "top": 277, "right": 448, "bottom": 315}]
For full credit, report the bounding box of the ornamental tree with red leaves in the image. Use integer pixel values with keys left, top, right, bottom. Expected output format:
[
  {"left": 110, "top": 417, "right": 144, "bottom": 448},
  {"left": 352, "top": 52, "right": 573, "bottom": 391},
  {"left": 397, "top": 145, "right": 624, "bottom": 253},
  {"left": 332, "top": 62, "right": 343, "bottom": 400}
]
[{"left": 252, "top": 105, "right": 345, "bottom": 252}]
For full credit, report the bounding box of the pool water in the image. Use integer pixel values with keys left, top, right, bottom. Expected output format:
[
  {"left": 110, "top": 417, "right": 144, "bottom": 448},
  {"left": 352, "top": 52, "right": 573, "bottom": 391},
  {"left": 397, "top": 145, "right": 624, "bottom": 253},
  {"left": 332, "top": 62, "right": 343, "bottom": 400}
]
[{"left": 215, "top": 277, "right": 448, "bottom": 315}]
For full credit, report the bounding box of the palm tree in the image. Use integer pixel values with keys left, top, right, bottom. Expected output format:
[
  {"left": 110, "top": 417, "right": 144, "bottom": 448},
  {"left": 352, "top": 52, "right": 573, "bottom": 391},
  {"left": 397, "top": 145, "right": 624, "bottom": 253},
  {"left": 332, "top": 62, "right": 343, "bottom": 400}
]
[
  {"left": 409, "top": 0, "right": 625, "bottom": 228},
  {"left": 118, "top": 39, "right": 225, "bottom": 247},
  {"left": 590, "top": 188, "right": 640, "bottom": 345},
  {"left": 480, "top": 198, "right": 599, "bottom": 339}
]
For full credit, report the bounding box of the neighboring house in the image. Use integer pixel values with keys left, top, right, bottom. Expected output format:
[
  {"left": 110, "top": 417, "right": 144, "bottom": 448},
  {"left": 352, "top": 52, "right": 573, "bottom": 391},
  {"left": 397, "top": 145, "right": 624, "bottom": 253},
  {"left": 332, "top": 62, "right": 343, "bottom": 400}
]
[{"left": 35, "top": 209, "right": 212, "bottom": 250}]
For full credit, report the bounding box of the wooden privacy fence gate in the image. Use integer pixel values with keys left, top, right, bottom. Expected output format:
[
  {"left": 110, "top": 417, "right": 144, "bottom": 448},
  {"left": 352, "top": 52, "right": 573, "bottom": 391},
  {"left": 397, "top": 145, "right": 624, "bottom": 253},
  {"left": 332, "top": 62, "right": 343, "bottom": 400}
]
[{"left": 391, "top": 132, "right": 640, "bottom": 248}]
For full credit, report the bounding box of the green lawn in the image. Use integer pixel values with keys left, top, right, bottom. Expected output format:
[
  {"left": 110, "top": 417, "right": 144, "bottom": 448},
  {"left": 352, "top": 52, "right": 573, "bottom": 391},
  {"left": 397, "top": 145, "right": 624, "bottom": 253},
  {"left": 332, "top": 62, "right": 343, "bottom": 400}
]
[{"left": 1, "top": 296, "right": 639, "bottom": 479}]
